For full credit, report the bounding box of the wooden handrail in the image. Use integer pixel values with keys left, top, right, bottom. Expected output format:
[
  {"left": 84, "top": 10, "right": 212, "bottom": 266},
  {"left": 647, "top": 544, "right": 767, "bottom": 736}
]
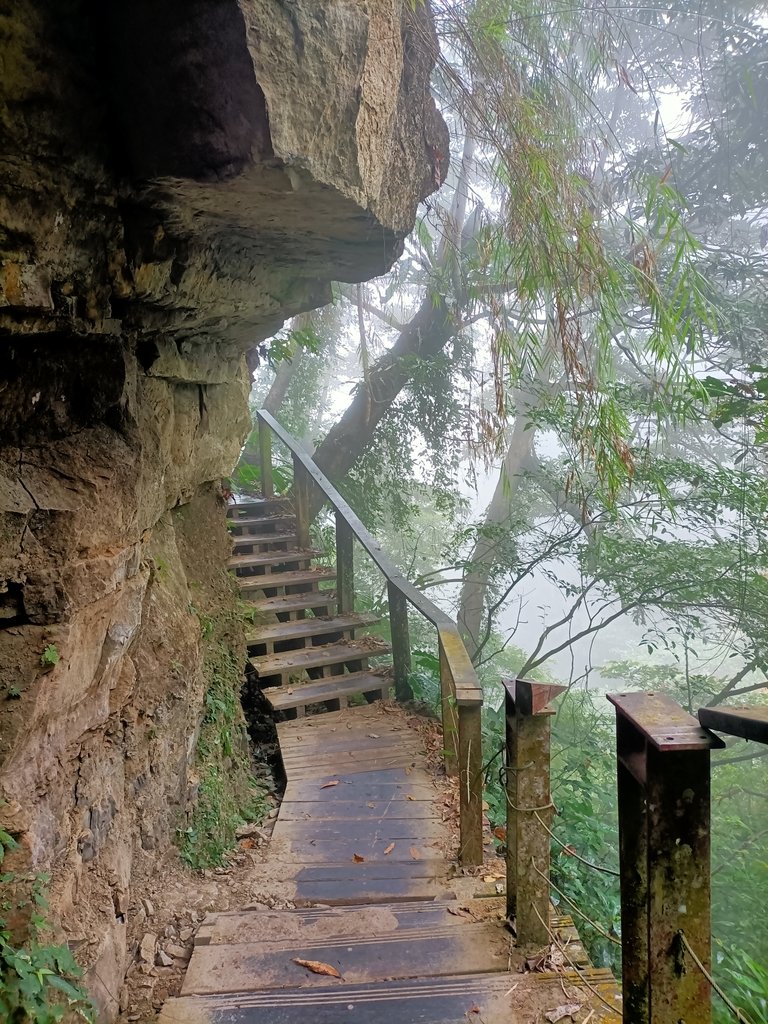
[{"left": 256, "top": 409, "right": 484, "bottom": 864}]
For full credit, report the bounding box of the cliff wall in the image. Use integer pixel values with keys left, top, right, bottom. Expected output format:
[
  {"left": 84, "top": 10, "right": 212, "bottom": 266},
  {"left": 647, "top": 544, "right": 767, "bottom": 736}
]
[{"left": 0, "top": 1, "right": 447, "bottom": 1015}]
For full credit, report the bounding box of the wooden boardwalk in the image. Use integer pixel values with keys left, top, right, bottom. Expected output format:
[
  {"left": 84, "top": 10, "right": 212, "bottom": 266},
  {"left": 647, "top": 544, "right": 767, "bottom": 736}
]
[{"left": 159, "top": 706, "right": 621, "bottom": 1023}]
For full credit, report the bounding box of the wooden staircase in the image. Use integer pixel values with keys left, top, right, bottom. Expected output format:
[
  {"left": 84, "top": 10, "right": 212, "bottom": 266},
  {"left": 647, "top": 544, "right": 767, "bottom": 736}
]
[{"left": 229, "top": 499, "right": 393, "bottom": 717}]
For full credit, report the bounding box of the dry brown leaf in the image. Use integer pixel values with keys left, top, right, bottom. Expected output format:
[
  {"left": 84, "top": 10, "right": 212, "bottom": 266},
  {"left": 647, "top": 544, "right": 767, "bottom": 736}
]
[
  {"left": 544, "top": 1003, "right": 582, "bottom": 1023},
  {"left": 404, "top": 766, "right": 413, "bottom": 775},
  {"left": 352, "top": 853, "right": 365, "bottom": 863},
  {"left": 406, "top": 795, "right": 416, "bottom": 801},
  {"left": 366, "top": 801, "right": 376, "bottom": 808},
  {"left": 409, "top": 846, "right": 421, "bottom": 860},
  {"left": 320, "top": 780, "right": 340, "bottom": 789},
  {"left": 292, "top": 958, "right": 341, "bottom": 979},
  {"left": 466, "top": 1004, "right": 481, "bottom": 1015},
  {"left": 493, "top": 826, "right": 507, "bottom": 842},
  {"left": 383, "top": 842, "right": 395, "bottom": 856}
]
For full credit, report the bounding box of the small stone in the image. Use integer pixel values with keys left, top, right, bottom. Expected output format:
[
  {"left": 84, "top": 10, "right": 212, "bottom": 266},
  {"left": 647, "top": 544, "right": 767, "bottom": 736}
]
[
  {"left": 267, "top": 807, "right": 278, "bottom": 819},
  {"left": 179, "top": 927, "right": 194, "bottom": 942},
  {"left": 163, "top": 923, "right": 178, "bottom": 939},
  {"left": 166, "top": 943, "right": 191, "bottom": 960},
  {"left": 142, "top": 898, "right": 155, "bottom": 917},
  {"left": 155, "top": 950, "right": 173, "bottom": 967}
]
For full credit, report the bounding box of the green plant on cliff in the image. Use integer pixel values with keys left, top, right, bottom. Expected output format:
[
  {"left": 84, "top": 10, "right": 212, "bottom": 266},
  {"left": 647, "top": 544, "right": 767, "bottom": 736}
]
[
  {"left": 177, "top": 611, "right": 268, "bottom": 870},
  {"left": 0, "top": 833, "right": 94, "bottom": 1023}
]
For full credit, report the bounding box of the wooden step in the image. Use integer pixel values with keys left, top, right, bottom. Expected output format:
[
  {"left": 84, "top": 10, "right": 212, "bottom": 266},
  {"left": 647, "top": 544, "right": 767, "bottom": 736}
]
[
  {"left": 232, "top": 530, "right": 299, "bottom": 553},
  {"left": 229, "top": 548, "right": 322, "bottom": 572},
  {"left": 195, "top": 900, "right": 479, "bottom": 947},
  {"left": 236, "top": 568, "right": 336, "bottom": 594},
  {"left": 245, "top": 590, "right": 338, "bottom": 615},
  {"left": 228, "top": 514, "right": 297, "bottom": 536},
  {"left": 266, "top": 671, "right": 392, "bottom": 712},
  {"left": 246, "top": 613, "right": 380, "bottom": 649},
  {"left": 161, "top": 968, "right": 622, "bottom": 1024},
  {"left": 180, "top": 920, "right": 508, "bottom": 995},
  {"left": 229, "top": 497, "right": 293, "bottom": 514},
  {"left": 250, "top": 640, "right": 391, "bottom": 679}
]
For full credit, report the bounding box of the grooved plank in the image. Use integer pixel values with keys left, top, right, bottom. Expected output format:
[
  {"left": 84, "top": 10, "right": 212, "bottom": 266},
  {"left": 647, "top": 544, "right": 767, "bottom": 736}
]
[
  {"left": 229, "top": 548, "right": 322, "bottom": 571},
  {"left": 246, "top": 590, "right": 337, "bottom": 615},
  {"left": 251, "top": 642, "right": 390, "bottom": 678},
  {"left": 271, "top": 820, "right": 442, "bottom": 842},
  {"left": 181, "top": 922, "right": 506, "bottom": 995},
  {"left": 266, "top": 672, "right": 391, "bottom": 711},
  {"left": 274, "top": 838, "right": 443, "bottom": 863},
  {"left": 236, "top": 568, "right": 336, "bottom": 592},
  {"left": 280, "top": 743, "right": 420, "bottom": 769},
  {"left": 246, "top": 613, "right": 380, "bottom": 646},
  {"left": 161, "top": 969, "right": 622, "bottom": 1024},
  {"left": 276, "top": 801, "right": 440, "bottom": 821},
  {"left": 228, "top": 498, "right": 293, "bottom": 516},
  {"left": 195, "top": 901, "right": 475, "bottom": 947}
]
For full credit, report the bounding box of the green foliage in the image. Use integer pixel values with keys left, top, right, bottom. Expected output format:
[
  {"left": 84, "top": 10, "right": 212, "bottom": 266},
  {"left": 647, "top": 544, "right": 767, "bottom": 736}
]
[
  {"left": 714, "top": 946, "right": 768, "bottom": 1024},
  {"left": 177, "top": 612, "right": 268, "bottom": 870},
  {"left": 0, "top": 833, "right": 94, "bottom": 1024},
  {"left": 39, "top": 646, "right": 59, "bottom": 669}
]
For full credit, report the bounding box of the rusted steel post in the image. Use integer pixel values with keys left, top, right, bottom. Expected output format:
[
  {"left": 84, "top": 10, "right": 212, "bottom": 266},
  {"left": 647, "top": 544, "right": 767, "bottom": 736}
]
[
  {"left": 258, "top": 416, "right": 274, "bottom": 498},
  {"left": 504, "top": 679, "right": 565, "bottom": 947},
  {"left": 458, "top": 701, "right": 484, "bottom": 866},
  {"left": 335, "top": 513, "right": 354, "bottom": 614},
  {"left": 293, "top": 455, "right": 311, "bottom": 549},
  {"left": 438, "top": 635, "right": 459, "bottom": 776},
  {"left": 387, "top": 584, "right": 412, "bottom": 702},
  {"left": 608, "top": 692, "right": 724, "bottom": 1024}
]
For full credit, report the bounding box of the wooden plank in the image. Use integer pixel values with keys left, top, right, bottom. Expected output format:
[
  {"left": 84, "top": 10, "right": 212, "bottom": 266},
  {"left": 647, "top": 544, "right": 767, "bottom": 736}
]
[
  {"left": 196, "top": 902, "right": 472, "bottom": 947},
  {"left": 251, "top": 642, "right": 390, "bottom": 678},
  {"left": 246, "top": 613, "right": 380, "bottom": 646},
  {"left": 229, "top": 548, "right": 321, "bottom": 570},
  {"left": 228, "top": 497, "right": 293, "bottom": 516},
  {"left": 277, "top": 801, "right": 440, "bottom": 822},
  {"left": 233, "top": 531, "right": 298, "bottom": 552},
  {"left": 271, "top": 821, "right": 442, "bottom": 842},
  {"left": 181, "top": 923, "right": 506, "bottom": 996},
  {"left": 246, "top": 591, "right": 337, "bottom": 615},
  {"left": 267, "top": 673, "right": 390, "bottom": 712},
  {"left": 237, "top": 568, "right": 336, "bottom": 592},
  {"left": 275, "top": 839, "right": 444, "bottom": 863},
  {"left": 281, "top": 748, "right": 421, "bottom": 771}
]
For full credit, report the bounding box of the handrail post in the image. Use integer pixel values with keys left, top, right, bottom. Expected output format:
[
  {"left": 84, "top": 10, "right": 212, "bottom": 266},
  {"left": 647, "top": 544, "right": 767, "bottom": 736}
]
[
  {"left": 504, "top": 678, "right": 565, "bottom": 947},
  {"left": 458, "top": 701, "right": 483, "bottom": 866},
  {"left": 336, "top": 513, "right": 354, "bottom": 614},
  {"left": 293, "top": 456, "right": 311, "bottom": 549},
  {"left": 387, "top": 584, "right": 412, "bottom": 702},
  {"left": 608, "top": 692, "right": 724, "bottom": 1024},
  {"left": 438, "top": 636, "right": 459, "bottom": 776},
  {"left": 258, "top": 415, "right": 274, "bottom": 499}
]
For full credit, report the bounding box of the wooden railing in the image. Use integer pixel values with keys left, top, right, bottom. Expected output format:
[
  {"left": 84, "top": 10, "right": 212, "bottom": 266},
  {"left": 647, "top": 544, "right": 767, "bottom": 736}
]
[
  {"left": 503, "top": 681, "right": 767, "bottom": 1024},
  {"left": 255, "top": 409, "right": 485, "bottom": 865}
]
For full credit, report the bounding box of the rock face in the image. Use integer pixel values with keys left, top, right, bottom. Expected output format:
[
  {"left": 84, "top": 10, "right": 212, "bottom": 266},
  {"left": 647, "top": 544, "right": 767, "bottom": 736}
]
[{"left": 0, "top": 0, "right": 447, "bottom": 1016}]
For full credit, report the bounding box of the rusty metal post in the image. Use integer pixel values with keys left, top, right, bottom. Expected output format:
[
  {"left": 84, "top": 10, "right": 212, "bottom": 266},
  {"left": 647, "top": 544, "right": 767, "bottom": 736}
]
[
  {"left": 293, "top": 456, "right": 311, "bottom": 549},
  {"left": 608, "top": 692, "right": 724, "bottom": 1024},
  {"left": 387, "top": 584, "right": 412, "bottom": 702},
  {"left": 258, "top": 416, "right": 274, "bottom": 498},
  {"left": 458, "top": 701, "right": 484, "bottom": 866},
  {"left": 335, "top": 513, "right": 354, "bottom": 614},
  {"left": 438, "top": 636, "right": 459, "bottom": 776},
  {"left": 505, "top": 679, "right": 565, "bottom": 947}
]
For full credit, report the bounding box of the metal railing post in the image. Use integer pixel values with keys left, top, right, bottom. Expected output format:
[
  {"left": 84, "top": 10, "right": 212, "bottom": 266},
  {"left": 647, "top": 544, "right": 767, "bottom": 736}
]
[
  {"left": 258, "top": 415, "right": 273, "bottom": 499},
  {"left": 335, "top": 513, "right": 354, "bottom": 614},
  {"left": 458, "top": 702, "right": 483, "bottom": 866},
  {"left": 505, "top": 679, "right": 565, "bottom": 947},
  {"left": 387, "top": 584, "right": 412, "bottom": 702},
  {"left": 293, "top": 456, "right": 311, "bottom": 549},
  {"left": 438, "top": 636, "right": 459, "bottom": 776},
  {"left": 608, "top": 692, "right": 724, "bottom": 1024}
]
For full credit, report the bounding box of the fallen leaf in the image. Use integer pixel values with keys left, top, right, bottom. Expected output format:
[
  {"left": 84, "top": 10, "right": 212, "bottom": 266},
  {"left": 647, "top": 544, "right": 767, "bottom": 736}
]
[
  {"left": 409, "top": 846, "right": 421, "bottom": 860},
  {"left": 404, "top": 766, "right": 412, "bottom": 775},
  {"left": 352, "top": 853, "right": 365, "bottom": 863},
  {"left": 367, "top": 801, "right": 376, "bottom": 808},
  {"left": 545, "top": 1003, "right": 582, "bottom": 1023},
  {"left": 493, "top": 826, "right": 507, "bottom": 842},
  {"left": 466, "top": 1004, "right": 481, "bottom": 1015},
  {"left": 367, "top": 733, "right": 380, "bottom": 739},
  {"left": 320, "top": 780, "right": 340, "bottom": 789},
  {"left": 383, "top": 842, "right": 395, "bottom": 855},
  {"left": 292, "top": 958, "right": 341, "bottom": 979},
  {"left": 561, "top": 844, "right": 578, "bottom": 857},
  {"left": 406, "top": 795, "right": 416, "bottom": 801}
]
